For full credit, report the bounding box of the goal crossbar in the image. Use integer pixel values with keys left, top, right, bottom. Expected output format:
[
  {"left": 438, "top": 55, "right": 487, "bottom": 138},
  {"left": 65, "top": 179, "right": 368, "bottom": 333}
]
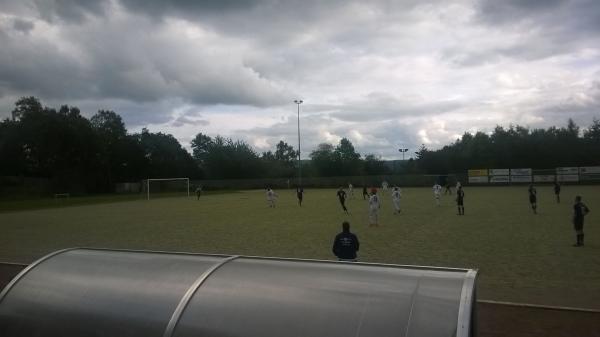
[{"left": 146, "top": 178, "right": 190, "bottom": 200}]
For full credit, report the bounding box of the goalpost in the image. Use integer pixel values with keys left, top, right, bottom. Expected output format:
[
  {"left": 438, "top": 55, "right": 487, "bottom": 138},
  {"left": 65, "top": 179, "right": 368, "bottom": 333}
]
[{"left": 146, "top": 178, "right": 190, "bottom": 200}]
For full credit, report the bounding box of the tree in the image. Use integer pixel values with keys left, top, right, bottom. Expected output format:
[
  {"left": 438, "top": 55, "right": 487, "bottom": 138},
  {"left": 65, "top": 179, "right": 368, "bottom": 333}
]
[
  {"left": 191, "top": 133, "right": 213, "bottom": 166},
  {"left": 331, "top": 138, "right": 362, "bottom": 176},
  {"left": 11, "top": 96, "right": 43, "bottom": 121},
  {"left": 364, "top": 154, "right": 389, "bottom": 175},
  {"left": 275, "top": 140, "right": 298, "bottom": 163},
  {"left": 197, "top": 135, "right": 263, "bottom": 179},
  {"left": 309, "top": 143, "right": 337, "bottom": 176},
  {"left": 91, "top": 110, "right": 146, "bottom": 189},
  {"left": 259, "top": 140, "right": 298, "bottom": 178},
  {"left": 137, "top": 128, "right": 200, "bottom": 178}
]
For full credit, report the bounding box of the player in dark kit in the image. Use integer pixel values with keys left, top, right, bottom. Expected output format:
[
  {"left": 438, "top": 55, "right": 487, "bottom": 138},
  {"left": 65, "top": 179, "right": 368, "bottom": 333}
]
[
  {"left": 572, "top": 196, "right": 590, "bottom": 247},
  {"left": 554, "top": 181, "right": 561, "bottom": 203},
  {"left": 444, "top": 182, "right": 452, "bottom": 195},
  {"left": 362, "top": 186, "right": 368, "bottom": 200},
  {"left": 296, "top": 187, "right": 304, "bottom": 206},
  {"left": 528, "top": 184, "right": 537, "bottom": 214},
  {"left": 337, "top": 187, "right": 349, "bottom": 213},
  {"left": 456, "top": 186, "right": 465, "bottom": 215},
  {"left": 332, "top": 221, "right": 360, "bottom": 261}
]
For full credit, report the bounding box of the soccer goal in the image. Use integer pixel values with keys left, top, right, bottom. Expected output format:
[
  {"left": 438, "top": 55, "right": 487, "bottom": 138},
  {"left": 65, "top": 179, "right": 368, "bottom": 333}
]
[{"left": 146, "top": 178, "right": 190, "bottom": 200}]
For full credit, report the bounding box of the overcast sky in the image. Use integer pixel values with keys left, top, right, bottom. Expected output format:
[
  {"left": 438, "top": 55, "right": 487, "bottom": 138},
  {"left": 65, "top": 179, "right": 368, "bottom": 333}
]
[{"left": 1, "top": 0, "right": 599, "bottom": 159}]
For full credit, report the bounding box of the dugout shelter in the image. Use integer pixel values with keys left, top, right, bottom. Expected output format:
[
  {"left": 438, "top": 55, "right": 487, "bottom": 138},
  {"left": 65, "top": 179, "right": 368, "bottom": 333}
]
[{"left": 0, "top": 248, "right": 478, "bottom": 337}]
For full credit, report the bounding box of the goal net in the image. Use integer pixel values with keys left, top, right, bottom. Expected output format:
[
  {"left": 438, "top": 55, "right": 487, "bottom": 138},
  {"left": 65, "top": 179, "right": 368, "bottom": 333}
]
[{"left": 145, "top": 178, "right": 190, "bottom": 200}]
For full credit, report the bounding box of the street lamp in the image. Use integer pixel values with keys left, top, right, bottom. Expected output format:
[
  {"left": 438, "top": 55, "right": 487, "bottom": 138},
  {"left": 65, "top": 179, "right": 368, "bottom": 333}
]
[
  {"left": 294, "top": 100, "right": 303, "bottom": 187},
  {"left": 399, "top": 148, "right": 409, "bottom": 161}
]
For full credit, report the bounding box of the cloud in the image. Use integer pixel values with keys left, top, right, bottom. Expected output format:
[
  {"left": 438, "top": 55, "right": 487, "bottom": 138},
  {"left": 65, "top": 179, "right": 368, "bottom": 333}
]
[
  {"left": 11, "top": 18, "right": 34, "bottom": 33},
  {"left": 0, "top": 0, "right": 599, "bottom": 159}
]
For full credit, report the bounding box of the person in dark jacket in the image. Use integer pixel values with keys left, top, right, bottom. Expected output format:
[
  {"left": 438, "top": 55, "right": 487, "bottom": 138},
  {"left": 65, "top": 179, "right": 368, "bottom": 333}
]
[
  {"left": 332, "top": 221, "right": 360, "bottom": 261},
  {"left": 572, "top": 196, "right": 590, "bottom": 247},
  {"left": 554, "top": 181, "right": 561, "bottom": 203}
]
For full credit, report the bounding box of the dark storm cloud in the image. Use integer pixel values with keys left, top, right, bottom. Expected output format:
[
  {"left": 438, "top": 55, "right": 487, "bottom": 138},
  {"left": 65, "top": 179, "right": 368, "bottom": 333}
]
[
  {"left": 0, "top": 2, "right": 291, "bottom": 107},
  {"left": 12, "top": 18, "right": 34, "bottom": 33},
  {"left": 32, "top": 0, "right": 108, "bottom": 23},
  {"left": 170, "top": 115, "right": 209, "bottom": 127},
  {"left": 450, "top": 0, "right": 600, "bottom": 64},
  {"left": 532, "top": 80, "right": 600, "bottom": 126},
  {"left": 476, "top": 0, "right": 567, "bottom": 25},
  {"left": 327, "top": 93, "right": 464, "bottom": 122},
  {"left": 119, "top": 0, "right": 260, "bottom": 17}
]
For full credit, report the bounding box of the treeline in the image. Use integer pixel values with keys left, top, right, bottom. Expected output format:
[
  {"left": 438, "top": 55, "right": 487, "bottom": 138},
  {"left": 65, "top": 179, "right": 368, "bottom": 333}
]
[
  {"left": 2, "top": 96, "right": 599, "bottom": 193},
  {"left": 0, "top": 97, "right": 390, "bottom": 193},
  {"left": 1, "top": 97, "right": 199, "bottom": 192},
  {"left": 189, "top": 129, "right": 390, "bottom": 179},
  {"left": 415, "top": 119, "right": 600, "bottom": 173}
]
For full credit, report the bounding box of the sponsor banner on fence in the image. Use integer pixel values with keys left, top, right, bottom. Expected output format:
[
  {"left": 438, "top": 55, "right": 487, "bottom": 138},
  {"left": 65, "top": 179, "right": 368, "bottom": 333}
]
[
  {"left": 489, "top": 175, "right": 510, "bottom": 183},
  {"left": 468, "top": 169, "right": 488, "bottom": 177},
  {"left": 489, "top": 169, "right": 510, "bottom": 176},
  {"left": 468, "top": 176, "right": 488, "bottom": 183},
  {"left": 557, "top": 174, "right": 579, "bottom": 182},
  {"left": 534, "top": 175, "right": 556, "bottom": 182},
  {"left": 511, "top": 168, "right": 532, "bottom": 176},
  {"left": 579, "top": 166, "right": 600, "bottom": 174},
  {"left": 511, "top": 175, "right": 532, "bottom": 183},
  {"left": 580, "top": 174, "right": 600, "bottom": 181},
  {"left": 556, "top": 167, "right": 579, "bottom": 175}
]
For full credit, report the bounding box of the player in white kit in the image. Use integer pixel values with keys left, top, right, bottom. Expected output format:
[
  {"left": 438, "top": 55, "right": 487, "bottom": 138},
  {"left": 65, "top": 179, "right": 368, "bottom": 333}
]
[
  {"left": 433, "top": 183, "right": 442, "bottom": 206},
  {"left": 368, "top": 188, "right": 381, "bottom": 227},
  {"left": 391, "top": 187, "right": 402, "bottom": 214},
  {"left": 266, "top": 188, "right": 278, "bottom": 208}
]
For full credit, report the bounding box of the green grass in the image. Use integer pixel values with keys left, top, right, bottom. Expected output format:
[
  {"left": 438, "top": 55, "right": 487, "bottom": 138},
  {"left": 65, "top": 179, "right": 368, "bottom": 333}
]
[{"left": 1, "top": 186, "right": 599, "bottom": 308}]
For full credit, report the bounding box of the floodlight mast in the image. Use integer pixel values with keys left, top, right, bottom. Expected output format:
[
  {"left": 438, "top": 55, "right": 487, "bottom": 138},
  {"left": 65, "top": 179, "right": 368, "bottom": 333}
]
[
  {"left": 399, "top": 148, "right": 409, "bottom": 161},
  {"left": 294, "top": 100, "right": 303, "bottom": 187}
]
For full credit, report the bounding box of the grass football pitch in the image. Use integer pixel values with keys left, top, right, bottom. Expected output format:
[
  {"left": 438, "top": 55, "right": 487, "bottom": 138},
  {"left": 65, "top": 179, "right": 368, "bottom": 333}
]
[{"left": 0, "top": 185, "right": 599, "bottom": 309}]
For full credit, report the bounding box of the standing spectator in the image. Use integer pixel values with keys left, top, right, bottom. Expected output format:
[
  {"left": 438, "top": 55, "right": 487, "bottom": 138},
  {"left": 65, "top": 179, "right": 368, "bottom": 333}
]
[
  {"left": 332, "top": 221, "right": 360, "bottom": 261},
  {"left": 572, "top": 196, "right": 590, "bottom": 247}
]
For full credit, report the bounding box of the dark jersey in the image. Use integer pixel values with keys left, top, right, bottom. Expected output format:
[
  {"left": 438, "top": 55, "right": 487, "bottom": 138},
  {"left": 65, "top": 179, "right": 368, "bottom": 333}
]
[
  {"left": 573, "top": 202, "right": 590, "bottom": 226},
  {"left": 554, "top": 183, "right": 561, "bottom": 194},
  {"left": 332, "top": 232, "right": 360, "bottom": 260},
  {"left": 528, "top": 187, "right": 537, "bottom": 203},
  {"left": 337, "top": 190, "right": 347, "bottom": 201},
  {"left": 528, "top": 187, "right": 537, "bottom": 196},
  {"left": 297, "top": 188, "right": 303, "bottom": 199},
  {"left": 456, "top": 189, "right": 465, "bottom": 203}
]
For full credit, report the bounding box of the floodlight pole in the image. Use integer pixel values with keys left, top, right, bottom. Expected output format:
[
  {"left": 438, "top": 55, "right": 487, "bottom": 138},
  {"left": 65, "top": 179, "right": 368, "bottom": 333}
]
[
  {"left": 294, "top": 100, "right": 303, "bottom": 187},
  {"left": 399, "top": 148, "right": 409, "bottom": 161}
]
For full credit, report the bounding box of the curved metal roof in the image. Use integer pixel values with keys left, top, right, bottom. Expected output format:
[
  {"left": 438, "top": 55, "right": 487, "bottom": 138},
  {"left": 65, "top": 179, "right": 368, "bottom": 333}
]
[{"left": 0, "top": 248, "right": 477, "bottom": 337}]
